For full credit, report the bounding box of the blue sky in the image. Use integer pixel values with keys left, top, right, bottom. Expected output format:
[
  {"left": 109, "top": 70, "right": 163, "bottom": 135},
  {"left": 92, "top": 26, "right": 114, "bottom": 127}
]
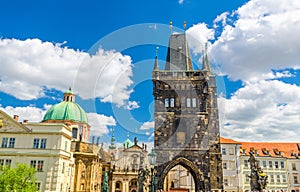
[{"left": 1, "top": 0, "right": 300, "bottom": 147}]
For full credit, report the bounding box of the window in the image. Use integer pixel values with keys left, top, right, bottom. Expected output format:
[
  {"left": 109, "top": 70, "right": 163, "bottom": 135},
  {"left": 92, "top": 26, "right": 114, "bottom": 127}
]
[
  {"left": 37, "top": 160, "right": 44, "bottom": 172},
  {"left": 8, "top": 138, "right": 15, "bottom": 148},
  {"left": 269, "top": 161, "right": 273, "bottom": 168},
  {"left": 276, "top": 175, "right": 280, "bottom": 183},
  {"left": 222, "top": 148, "right": 226, "bottom": 155},
  {"left": 292, "top": 163, "right": 297, "bottom": 171},
  {"left": 270, "top": 175, "right": 274, "bottom": 183},
  {"left": 262, "top": 161, "right": 267, "bottom": 168},
  {"left": 186, "top": 98, "right": 191, "bottom": 107},
  {"left": 223, "top": 162, "right": 227, "bottom": 170},
  {"left": 165, "top": 98, "right": 169, "bottom": 107},
  {"left": 244, "top": 160, "right": 249, "bottom": 168},
  {"left": 282, "top": 174, "right": 287, "bottom": 183},
  {"left": 224, "top": 178, "right": 228, "bottom": 186},
  {"left": 1, "top": 138, "right": 8, "bottom": 148},
  {"left": 31, "top": 160, "right": 43, "bottom": 171},
  {"left": 275, "top": 161, "right": 279, "bottom": 169},
  {"left": 229, "top": 148, "right": 234, "bottom": 155},
  {"left": 170, "top": 98, "right": 175, "bottom": 107},
  {"left": 0, "top": 159, "right": 4, "bottom": 167},
  {"left": 294, "top": 175, "right": 298, "bottom": 184},
  {"left": 62, "top": 162, "right": 65, "bottom": 173},
  {"left": 30, "top": 160, "right": 37, "bottom": 168},
  {"left": 33, "top": 139, "right": 40, "bottom": 148},
  {"left": 72, "top": 128, "right": 78, "bottom": 139},
  {"left": 192, "top": 98, "right": 197, "bottom": 107},
  {"left": 280, "top": 161, "right": 285, "bottom": 169},
  {"left": 40, "top": 139, "right": 47, "bottom": 149},
  {"left": 36, "top": 182, "right": 41, "bottom": 190},
  {"left": 116, "top": 182, "right": 121, "bottom": 189}
]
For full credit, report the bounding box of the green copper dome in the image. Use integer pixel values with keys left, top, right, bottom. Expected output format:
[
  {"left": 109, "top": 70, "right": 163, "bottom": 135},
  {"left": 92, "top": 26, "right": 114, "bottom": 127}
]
[{"left": 42, "top": 89, "right": 88, "bottom": 124}]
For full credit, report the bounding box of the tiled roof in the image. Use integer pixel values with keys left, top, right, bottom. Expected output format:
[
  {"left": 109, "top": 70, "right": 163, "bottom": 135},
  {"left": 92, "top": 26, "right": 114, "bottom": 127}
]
[
  {"left": 220, "top": 137, "right": 241, "bottom": 144},
  {"left": 220, "top": 137, "right": 300, "bottom": 159}
]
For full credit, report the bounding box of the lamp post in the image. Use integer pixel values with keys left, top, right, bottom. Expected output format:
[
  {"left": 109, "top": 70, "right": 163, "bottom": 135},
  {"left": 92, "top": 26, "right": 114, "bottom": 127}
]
[{"left": 148, "top": 148, "right": 157, "bottom": 192}]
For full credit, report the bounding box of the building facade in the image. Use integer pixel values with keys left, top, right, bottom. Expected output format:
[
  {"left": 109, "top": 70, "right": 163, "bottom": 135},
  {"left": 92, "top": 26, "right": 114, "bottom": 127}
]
[
  {"left": 221, "top": 137, "right": 300, "bottom": 192},
  {"left": 110, "top": 138, "right": 150, "bottom": 192},
  {"left": 153, "top": 32, "right": 223, "bottom": 191},
  {"left": 0, "top": 89, "right": 108, "bottom": 192}
]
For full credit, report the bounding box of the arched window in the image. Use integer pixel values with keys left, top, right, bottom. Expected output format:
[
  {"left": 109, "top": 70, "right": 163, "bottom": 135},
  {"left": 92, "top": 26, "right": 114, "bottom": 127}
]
[{"left": 170, "top": 98, "right": 175, "bottom": 107}]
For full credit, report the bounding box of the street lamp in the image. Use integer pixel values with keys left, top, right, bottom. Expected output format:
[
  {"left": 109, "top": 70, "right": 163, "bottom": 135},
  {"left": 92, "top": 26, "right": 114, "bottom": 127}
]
[{"left": 148, "top": 148, "right": 157, "bottom": 192}]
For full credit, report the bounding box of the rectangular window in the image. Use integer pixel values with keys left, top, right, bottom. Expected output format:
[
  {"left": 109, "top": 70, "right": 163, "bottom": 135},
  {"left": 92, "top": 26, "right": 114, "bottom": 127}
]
[
  {"left": 270, "top": 175, "right": 274, "bottom": 183},
  {"left": 229, "top": 148, "right": 234, "bottom": 155},
  {"left": 282, "top": 174, "right": 287, "bottom": 183},
  {"left": 269, "top": 161, "right": 273, "bottom": 168},
  {"left": 262, "top": 161, "right": 267, "bottom": 168},
  {"left": 165, "top": 98, "right": 169, "bottom": 108},
  {"left": 292, "top": 163, "right": 297, "bottom": 171},
  {"left": 8, "top": 138, "right": 15, "bottom": 148},
  {"left": 222, "top": 148, "right": 226, "bottom": 155},
  {"left": 186, "top": 98, "right": 191, "bottom": 107},
  {"left": 275, "top": 161, "right": 279, "bottom": 169},
  {"left": 280, "top": 161, "right": 285, "bottom": 169},
  {"left": 244, "top": 160, "right": 249, "bottom": 168},
  {"left": 170, "top": 98, "right": 175, "bottom": 107},
  {"left": 245, "top": 175, "right": 250, "bottom": 182},
  {"left": 224, "top": 178, "right": 228, "bottom": 186},
  {"left": 294, "top": 175, "right": 298, "bottom": 184},
  {"left": 62, "top": 162, "right": 65, "bottom": 173},
  {"left": 5, "top": 159, "right": 11, "bottom": 167},
  {"left": 40, "top": 139, "right": 47, "bottom": 149},
  {"left": 72, "top": 128, "right": 78, "bottom": 139},
  {"left": 37, "top": 160, "right": 44, "bottom": 172},
  {"left": 30, "top": 160, "right": 37, "bottom": 168},
  {"left": 33, "top": 139, "right": 40, "bottom": 149},
  {"left": 276, "top": 175, "right": 280, "bottom": 183},
  {"left": 192, "top": 98, "right": 197, "bottom": 107},
  {"left": 1, "top": 138, "right": 8, "bottom": 148},
  {"left": 223, "top": 162, "right": 227, "bottom": 170}
]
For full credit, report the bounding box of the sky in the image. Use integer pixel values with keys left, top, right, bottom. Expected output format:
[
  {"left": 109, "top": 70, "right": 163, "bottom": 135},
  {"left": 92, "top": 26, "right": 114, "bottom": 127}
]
[{"left": 1, "top": 0, "right": 300, "bottom": 149}]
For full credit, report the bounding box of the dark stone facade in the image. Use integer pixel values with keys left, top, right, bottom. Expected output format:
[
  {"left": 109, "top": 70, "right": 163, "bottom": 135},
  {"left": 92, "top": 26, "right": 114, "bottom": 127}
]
[{"left": 152, "top": 33, "right": 223, "bottom": 191}]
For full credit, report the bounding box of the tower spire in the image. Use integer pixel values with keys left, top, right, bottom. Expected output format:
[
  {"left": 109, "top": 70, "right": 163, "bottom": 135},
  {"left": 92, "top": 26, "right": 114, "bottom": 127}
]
[
  {"left": 153, "top": 46, "right": 159, "bottom": 70},
  {"left": 202, "top": 42, "right": 212, "bottom": 73},
  {"left": 109, "top": 127, "right": 116, "bottom": 149}
]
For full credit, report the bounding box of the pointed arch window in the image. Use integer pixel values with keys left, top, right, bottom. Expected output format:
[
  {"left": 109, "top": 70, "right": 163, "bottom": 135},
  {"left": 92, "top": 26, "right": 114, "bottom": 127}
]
[{"left": 165, "top": 98, "right": 169, "bottom": 107}]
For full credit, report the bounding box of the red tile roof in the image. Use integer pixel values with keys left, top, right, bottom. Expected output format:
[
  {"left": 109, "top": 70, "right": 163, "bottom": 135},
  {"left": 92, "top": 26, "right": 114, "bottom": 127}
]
[{"left": 220, "top": 137, "right": 300, "bottom": 159}]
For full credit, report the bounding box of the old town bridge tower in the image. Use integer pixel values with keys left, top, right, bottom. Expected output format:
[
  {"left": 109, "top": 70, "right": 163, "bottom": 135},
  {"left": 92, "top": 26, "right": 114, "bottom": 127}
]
[{"left": 152, "top": 32, "right": 223, "bottom": 191}]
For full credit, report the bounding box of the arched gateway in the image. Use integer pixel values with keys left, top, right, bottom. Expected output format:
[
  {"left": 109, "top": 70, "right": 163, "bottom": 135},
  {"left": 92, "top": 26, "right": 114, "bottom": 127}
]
[{"left": 152, "top": 31, "right": 223, "bottom": 191}]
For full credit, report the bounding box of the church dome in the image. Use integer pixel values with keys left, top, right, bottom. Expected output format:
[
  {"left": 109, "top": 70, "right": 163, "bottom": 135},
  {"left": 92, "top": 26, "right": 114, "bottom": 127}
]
[{"left": 42, "top": 88, "right": 88, "bottom": 124}]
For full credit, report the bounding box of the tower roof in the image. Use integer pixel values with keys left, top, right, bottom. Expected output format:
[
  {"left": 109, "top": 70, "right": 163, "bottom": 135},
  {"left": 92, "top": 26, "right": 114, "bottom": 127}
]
[
  {"left": 42, "top": 89, "right": 88, "bottom": 124},
  {"left": 164, "top": 33, "right": 193, "bottom": 71}
]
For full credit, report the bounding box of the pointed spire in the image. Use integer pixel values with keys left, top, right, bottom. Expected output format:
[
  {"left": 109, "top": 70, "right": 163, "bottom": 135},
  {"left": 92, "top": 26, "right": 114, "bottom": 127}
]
[
  {"left": 153, "top": 46, "right": 159, "bottom": 71},
  {"left": 109, "top": 127, "right": 116, "bottom": 149},
  {"left": 202, "top": 42, "right": 212, "bottom": 73}
]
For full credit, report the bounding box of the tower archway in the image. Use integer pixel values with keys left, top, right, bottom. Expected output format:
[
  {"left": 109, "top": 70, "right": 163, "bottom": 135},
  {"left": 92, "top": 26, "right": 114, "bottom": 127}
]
[{"left": 157, "top": 157, "right": 205, "bottom": 191}]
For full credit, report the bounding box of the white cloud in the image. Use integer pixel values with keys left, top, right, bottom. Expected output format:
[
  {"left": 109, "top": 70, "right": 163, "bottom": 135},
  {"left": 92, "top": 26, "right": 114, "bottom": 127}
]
[
  {"left": 125, "top": 101, "right": 140, "bottom": 110},
  {"left": 209, "top": 0, "right": 300, "bottom": 82},
  {"left": 0, "top": 38, "right": 134, "bottom": 106},
  {"left": 87, "top": 113, "right": 116, "bottom": 137},
  {"left": 178, "top": 0, "right": 184, "bottom": 4},
  {"left": 186, "top": 23, "right": 215, "bottom": 55},
  {"left": 140, "top": 121, "right": 154, "bottom": 130},
  {"left": 221, "top": 80, "right": 300, "bottom": 141},
  {"left": 0, "top": 105, "right": 49, "bottom": 122}
]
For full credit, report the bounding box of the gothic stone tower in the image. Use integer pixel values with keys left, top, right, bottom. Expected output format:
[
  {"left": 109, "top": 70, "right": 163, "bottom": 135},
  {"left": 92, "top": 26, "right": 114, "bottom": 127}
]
[{"left": 152, "top": 33, "right": 223, "bottom": 191}]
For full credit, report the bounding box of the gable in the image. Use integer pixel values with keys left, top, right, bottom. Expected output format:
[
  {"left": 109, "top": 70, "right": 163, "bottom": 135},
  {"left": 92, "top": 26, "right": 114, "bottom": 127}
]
[{"left": 0, "top": 110, "right": 30, "bottom": 132}]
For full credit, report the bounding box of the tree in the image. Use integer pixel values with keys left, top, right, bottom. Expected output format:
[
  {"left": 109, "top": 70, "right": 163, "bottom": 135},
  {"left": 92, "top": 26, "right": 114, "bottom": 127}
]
[{"left": 0, "top": 164, "right": 39, "bottom": 192}]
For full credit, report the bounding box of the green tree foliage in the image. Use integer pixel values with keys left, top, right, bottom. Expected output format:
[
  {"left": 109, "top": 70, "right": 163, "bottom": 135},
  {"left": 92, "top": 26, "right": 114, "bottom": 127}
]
[{"left": 0, "top": 164, "right": 39, "bottom": 192}]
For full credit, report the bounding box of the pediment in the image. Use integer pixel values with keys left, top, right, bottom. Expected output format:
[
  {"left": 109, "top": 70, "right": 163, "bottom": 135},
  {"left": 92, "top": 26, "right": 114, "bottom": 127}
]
[{"left": 0, "top": 110, "right": 30, "bottom": 132}]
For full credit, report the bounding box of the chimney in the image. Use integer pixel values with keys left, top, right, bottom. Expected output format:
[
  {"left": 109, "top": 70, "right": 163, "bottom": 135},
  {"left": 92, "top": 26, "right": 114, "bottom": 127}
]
[
  {"left": 23, "top": 120, "right": 28, "bottom": 123},
  {"left": 13, "top": 115, "right": 19, "bottom": 121}
]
